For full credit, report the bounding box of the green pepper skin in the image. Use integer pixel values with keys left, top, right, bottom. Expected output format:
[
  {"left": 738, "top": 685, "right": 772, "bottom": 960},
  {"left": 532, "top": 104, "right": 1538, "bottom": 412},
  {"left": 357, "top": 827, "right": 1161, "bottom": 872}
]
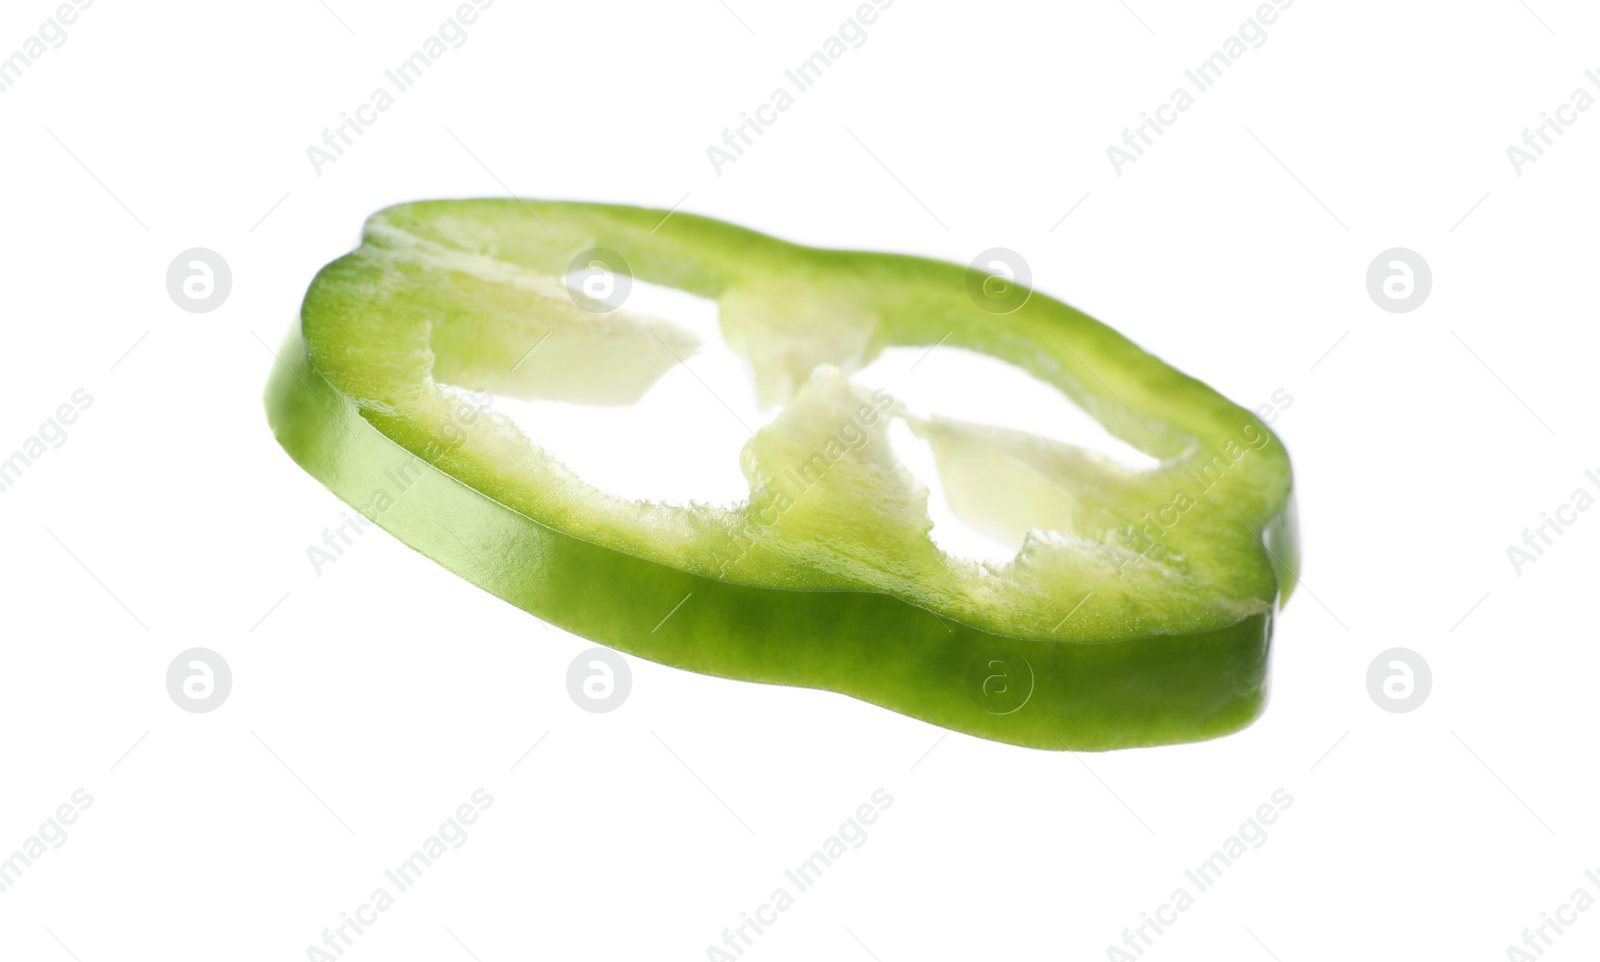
[{"left": 267, "top": 200, "right": 1297, "bottom": 751}]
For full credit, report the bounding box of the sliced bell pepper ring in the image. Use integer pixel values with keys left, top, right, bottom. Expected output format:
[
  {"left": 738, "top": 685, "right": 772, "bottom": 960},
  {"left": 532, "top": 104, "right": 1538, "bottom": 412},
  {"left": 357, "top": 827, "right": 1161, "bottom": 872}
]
[{"left": 265, "top": 199, "right": 1298, "bottom": 751}]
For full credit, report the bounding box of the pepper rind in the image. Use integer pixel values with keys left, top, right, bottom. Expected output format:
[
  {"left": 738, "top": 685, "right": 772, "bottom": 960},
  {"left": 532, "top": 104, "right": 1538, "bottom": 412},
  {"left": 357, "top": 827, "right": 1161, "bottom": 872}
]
[{"left": 266, "top": 200, "right": 1298, "bottom": 750}]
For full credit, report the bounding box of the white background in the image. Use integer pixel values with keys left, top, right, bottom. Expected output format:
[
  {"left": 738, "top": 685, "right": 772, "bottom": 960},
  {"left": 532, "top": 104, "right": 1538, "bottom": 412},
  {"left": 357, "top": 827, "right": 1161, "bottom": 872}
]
[{"left": 2, "top": 0, "right": 1598, "bottom": 959}]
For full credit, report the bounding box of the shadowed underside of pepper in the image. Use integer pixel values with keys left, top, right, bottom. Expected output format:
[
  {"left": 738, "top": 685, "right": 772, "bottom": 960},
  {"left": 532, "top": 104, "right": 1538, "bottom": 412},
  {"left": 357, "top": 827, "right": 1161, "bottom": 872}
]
[{"left": 265, "top": 199, "right": 1298, "bottom": 751}]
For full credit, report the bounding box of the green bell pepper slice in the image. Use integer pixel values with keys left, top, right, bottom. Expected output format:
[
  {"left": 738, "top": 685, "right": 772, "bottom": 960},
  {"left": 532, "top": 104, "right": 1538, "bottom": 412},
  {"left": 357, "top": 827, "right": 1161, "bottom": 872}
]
[{"left": 265, "top": 199, "right": 1298, "bottom": 751}]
